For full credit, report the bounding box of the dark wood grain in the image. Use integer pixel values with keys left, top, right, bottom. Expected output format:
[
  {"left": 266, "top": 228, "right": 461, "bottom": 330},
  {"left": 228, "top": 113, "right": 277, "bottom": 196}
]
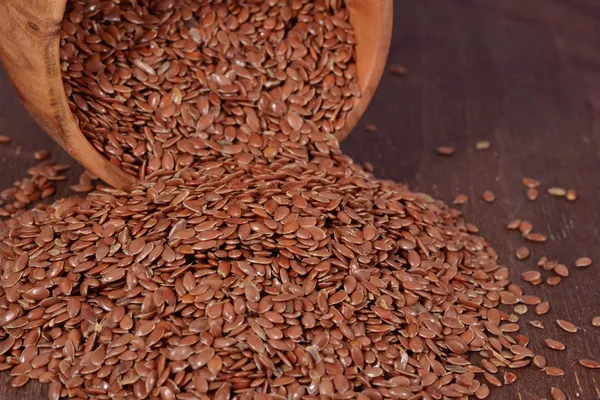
[{"left": 1, "top": 0, "right": 600, "bottom": 399}]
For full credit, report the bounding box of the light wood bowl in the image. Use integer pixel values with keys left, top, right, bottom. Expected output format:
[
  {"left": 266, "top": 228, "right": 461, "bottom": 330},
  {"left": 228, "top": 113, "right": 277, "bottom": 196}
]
[{"left": 0, "top": 0, "right": 393, "bottom": 190}]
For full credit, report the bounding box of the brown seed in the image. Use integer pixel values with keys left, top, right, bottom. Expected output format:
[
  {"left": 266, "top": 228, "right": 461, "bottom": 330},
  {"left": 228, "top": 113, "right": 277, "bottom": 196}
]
[
  {"left": 593, "top": 316, "right": 600, "bottom": 327},
  {"left": 522, "top": 177, "right": 540, "bottom": 188},
  {"left": 521, "top": 270, "right": 541, "bottom": 282},
  {"left": 503, "top": 371, "right": 517, "bottom": 385},
  {"left": 33, "top": 150, "right": 51, "bottom": 161},
  {"left": 437, "top": 146, "right": 455, "bottom": 156},
  {"left": 482, "top": 190, "right": 495, "bottom": 203},
  {"left": 453, "top": 194, "right": 468, "bottom": 205},
  {"left": 519, "top": 220, "right": 533, "bottom": 234},
  {"left": 545, "top": 367, "right": 565, "bottom": 377},
  {"left": 550, "top": 387, "right": 567, "bottom": 400},
  {"left": 389, "top": 65, "right": 407, "bottom": 76},
  {"left": 547, "top": 276, "right": 562, "bottom": 286},
  {"left": 533, "top": 354, "right": 547, "bottom": 369},
  {"left": 579, "top": 359, "right": 600, "bottom": 369},
  {"left": 507, "top": 219, "right": 521, "bottom": 230},
  {"left": 544, "top": 339, "right": 565, "bottom": 351},
  {"left": 484, "top": 372, "right": 502, "bottom": 387},
  {"left": 535, "top": 301, "right": 550, "bottom": 315},
  {"left": 530, "top": 320, "right": 545, "bottom": 329},
  {"left": 556, "top": 319, "right": 578, "bottom": 333},
  {"left": 554, "top": 264, "right": 569, "bottom": 277},
  {"left": 565, "top": 189, "right": 577, "bottom": 201},
  {"left": 0, "top": 135, "right": 10, "bottom": 144},
  {"left": 575, "top": 257, "right": 592, "bottom": 268},
  {"left": 515, "top": 246, "right": 530, "bottom": 260},
  {"left": 523, "top": 232, "right": 547, "bottom": 242},
  {"left": 526, "top": 188, "right": 538, "bottom": 201},
  {"left": 364, "top": 124, "right": 378, "bottom": 132}
]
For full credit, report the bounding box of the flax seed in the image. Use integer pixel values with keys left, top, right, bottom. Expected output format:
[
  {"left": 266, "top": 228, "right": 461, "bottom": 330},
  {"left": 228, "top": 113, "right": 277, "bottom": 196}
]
[
  {"left": 526, "top": 188, "right": 539, "bottom": 201},
  {"left": 534, "top": 355, "right": 547, "bottom": 369},
  {"left": 545, "top": 367, "right": 565, "bottom": 377},
  {"left": 535, "top": 301, "right": 550, "bottom": 315},
  {"left": 476, "top": 140, "right": 491, "bottom": 150},
  {"left": 482, "top": 190, "right": 496, "bottom": 203},
  {"left": 556, "top": 319, "right": 578, "bottom": 333},
  {"left": 516, "top": 246, "right": 530, "bottom": 260},
  {"left": 544, "top": 339, "right": 565, "bottom": 351},
  {"left": 522, "top": 177, "right": 540, "bottom": 188},
  {"left": 453, "top": 194, "right": 468, "bottom": 205},
  {"left": 575, "top": 257, "right": 592, "bottom": 267},
  {"left": 437, "top": 146, "right": 455, "bottom": 156},
  {"left": 389, "top": 65, "right": 407, "bottom": 76},
  {"left": 579, "top": 359, "right": 600, "bottom": 369},
  {"left": 550, "top": 387, "right": 567, "bottom": 400}
]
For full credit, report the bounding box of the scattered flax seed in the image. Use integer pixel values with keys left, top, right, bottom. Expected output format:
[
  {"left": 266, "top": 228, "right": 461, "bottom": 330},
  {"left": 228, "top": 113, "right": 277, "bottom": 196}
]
[
  {"left": 514, "top": 304, "right": 528, "bottom": 314},
  {"left": 593, "top": 316, "right": 600, "bottom": 327},
  {"left": 543, "top": 260, "right": 558, "bottom": 271},
  {"left": 503, "top": 371, "right": 517, "bottom": 385},
  {"left": 535, "top": 301, "right": 550, "bottom": 315},
  {"left": 538, "top": 256, "right": 548, "bottom": 267},
  {"left": 523, "top": 232, "right": 547, "bottom": 243},
  {"left": 522, "top": 270, "right": 541, "bottom": 283},
  {"left": 522, "top": 177, "right": 541, "bottom": 188},
  {"left": 507, "top": 219, "right": 521, "bottom": 230},
  {"left": 565, "top": 189, "right": 577, "bottom": 202},
  {"left": 33, "top": 150, "right": 50, "bottom": 161},
  {"left": 515, "top": 335, "right": 529, "bottom": 346},
  {"left": 482, "top": 190, "right": 495, "bottom": 202},
  {"left": 556, "top": 319, "right": 578, "bottom": 333},
  {"left": 550, "top": 387, "right": 567, "bottom": 400},
  {"left": 553, "top": 264, "right": 569, "bottom": 277},
  {"left": 521, "top": 295, "right": 542, "bottom": 305},
  {"left": 516, "top": 246, "right": 530, "bottom": 260},
  {"left": 363, "top": 162, "right": 374, "bottom": 173},
  {"left": 547, "top": 276, "right": 562, "bottom": 286},
  {"left": 476, "top": 140, "right": 491, "bottom": 150},
  {"left": 579, "top": 359, "right": 600, "bottom": 369},
  {"left": 548, "top": 187, "right": 566, "bottom": 197},
  {"left": 526, "top": 188, "right": 539, "bottom": 201},
  {"left": 484, "top": 372, "right": 502, "bottom": 387},
  {"left": 436, "top": 146, "right": 455, "bottom": 156},
  {"left": 508, "top": 314, "right": 519, "bottom": 323},
  {"left": 364, "top": 124, "right": 378, "bottom": 133},
  {"left": 575, "top": 256, "right": 592, "bottom": 267},
  {"left": 534, "top": 355, "right": 548, "bottom": 369},
  {"left": 389, "top": 65, "right": 407, "bottom": 76},
  {"left": 0, "top": 135, "right": 10, "bottom": 144},
  {"left": 453, "top": 194, "right": 468, "bottom": 205},
  {"left": 530, "top": 320, "right": 545, "bottom": 329},
  {"left": 519, "top": 220, "right": 533, "bottom": 234},
  {"left": 544, "top": 339, "right": 565, "bottom": 351},
  {"left": 545, "top": 367, "right": 565, "bottom": 377}
]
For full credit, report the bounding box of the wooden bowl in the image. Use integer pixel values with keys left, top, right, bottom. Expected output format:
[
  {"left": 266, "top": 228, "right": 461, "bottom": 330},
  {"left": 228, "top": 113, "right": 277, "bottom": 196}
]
[{"left": 0, "top": 0, "right": 393, "bottom": 190}]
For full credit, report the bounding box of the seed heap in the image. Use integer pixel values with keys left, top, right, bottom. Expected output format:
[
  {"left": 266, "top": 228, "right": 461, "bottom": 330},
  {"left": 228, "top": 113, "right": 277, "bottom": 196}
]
[
  {"left": 1, "top": 1, "right": 597, "bottom": 399},
  {"left": 1, "top": 0, "right": 542, "bottom": 398},
  {"left": 61, "top": 0, "right": 361, "bottom": 179}
]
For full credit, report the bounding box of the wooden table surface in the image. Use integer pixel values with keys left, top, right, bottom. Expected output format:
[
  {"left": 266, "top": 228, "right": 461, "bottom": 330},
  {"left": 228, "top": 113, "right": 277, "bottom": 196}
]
[{"left": 1, "top": 0, "right": 600, "bottom": 399}]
